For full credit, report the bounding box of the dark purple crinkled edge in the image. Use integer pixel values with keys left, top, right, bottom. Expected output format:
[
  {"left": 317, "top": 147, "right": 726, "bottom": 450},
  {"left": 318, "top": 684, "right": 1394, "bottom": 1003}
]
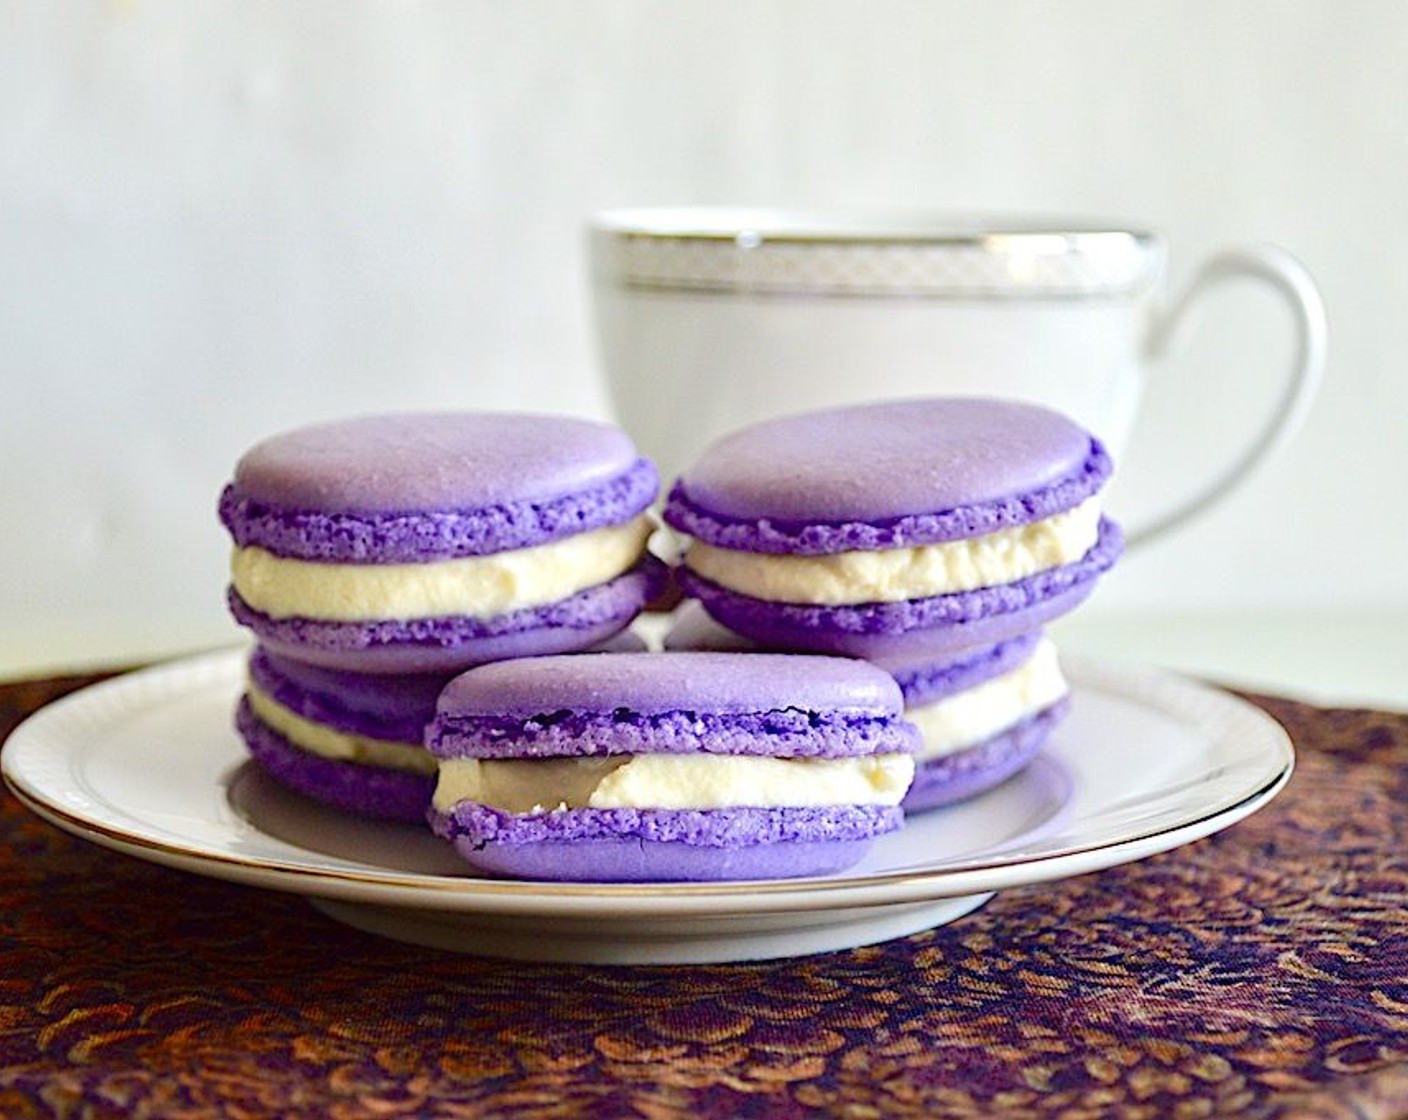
[
  {"left": 903, "top": 699, "right": 1068, "bottom": 812},
  {"left": 680, "top": 518, "right": 1122, "bottom": 638},
  {"left": 427, "top": 708, "right": 922, "bottom": 761},
  {"left": 428, "top": 802, "right": 902, "bottom": 848},
  {"left": 220, "top": 457, "right": 658, "bottom": 562},
  {"left": 889, "top": 632, "right": 1044, "bottom": 707},
  {"left": 228, "top": 554, "right": 666, "bottom": 654},
  {"left": 247, "top": 648, "right": 443, "bottom": 744},
  {"left": 236, "top": 697, "right": 434, "bottom": 823},
  {"left": 663, "top": 441, "right": 1112, "bottom": 555}
]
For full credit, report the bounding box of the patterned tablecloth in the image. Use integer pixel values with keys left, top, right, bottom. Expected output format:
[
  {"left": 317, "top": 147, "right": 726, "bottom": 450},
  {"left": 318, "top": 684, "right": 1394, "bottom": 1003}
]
[{"left": 0, "top": 669, "right": 1405, "bottom": 1120}]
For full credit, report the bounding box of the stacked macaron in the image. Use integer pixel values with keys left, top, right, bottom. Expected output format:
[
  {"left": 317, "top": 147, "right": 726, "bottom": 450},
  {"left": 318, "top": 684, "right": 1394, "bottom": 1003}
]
[
  {"left": 237, "top": 648, "right": 444, "bottom": 822},
  {"left": 220, "top": 412, "right": 663, "bottom": 821},
  {"left": 876, "top": 633, "right": 1069, "bottom": 811},
  {"left": 217, "top": 397, "right": 1119, "bottom": 880},
  {"left": 664, "top": 604, "right": 1070, "bottom": 812},
  {"left": 662, "top": 398, "right": 1121, "bottom": 809},
  {"left": 425, "top": 652, "right": 919, "bottom": 881}
]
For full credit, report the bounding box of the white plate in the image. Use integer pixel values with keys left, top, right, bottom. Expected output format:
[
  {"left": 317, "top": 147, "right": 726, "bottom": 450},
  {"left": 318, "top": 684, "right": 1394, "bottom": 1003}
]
[{"left": 2, "top": 648, "right": 1292, "bottom": 964}]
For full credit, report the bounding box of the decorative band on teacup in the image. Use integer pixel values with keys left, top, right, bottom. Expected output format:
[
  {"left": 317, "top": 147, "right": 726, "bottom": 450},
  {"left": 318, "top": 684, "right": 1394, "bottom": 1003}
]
[{"left": 592, "top": 209, "right": 1164, "bottom": 300}]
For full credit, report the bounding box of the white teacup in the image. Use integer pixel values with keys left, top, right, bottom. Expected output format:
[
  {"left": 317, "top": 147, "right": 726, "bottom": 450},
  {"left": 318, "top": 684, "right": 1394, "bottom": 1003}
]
[{"left": 588, "top": 208, "right": 1325, "bottom": 546}]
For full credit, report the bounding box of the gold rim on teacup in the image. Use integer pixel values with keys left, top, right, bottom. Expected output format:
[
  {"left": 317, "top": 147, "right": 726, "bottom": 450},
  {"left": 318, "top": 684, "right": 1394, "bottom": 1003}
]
[{"left": 591, "top": 208, "right": 1164, "bottom": 299}]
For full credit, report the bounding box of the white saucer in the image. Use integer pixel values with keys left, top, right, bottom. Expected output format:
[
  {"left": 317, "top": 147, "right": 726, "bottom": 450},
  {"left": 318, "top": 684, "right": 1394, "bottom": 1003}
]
[{"left": 1, "top": 648, "right": 1292, "bottom": 964}]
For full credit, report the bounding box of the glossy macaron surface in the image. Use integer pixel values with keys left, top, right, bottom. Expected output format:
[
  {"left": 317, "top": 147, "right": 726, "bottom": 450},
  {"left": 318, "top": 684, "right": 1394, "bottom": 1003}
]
[
  {"left": 664, "top": 397, "right": 1112, "bottom": 552},
  {"left": 228, "top": 412, "right": 644, "bottom": 513},
  {"left": 434, "top": 651, "right": 905, "bottom": 722},
  {"left": 221, "top": 412, "right": 659, "bottom": 563},
  {"left": 427, "top": 652, "right": 920, "bottom": 762}
]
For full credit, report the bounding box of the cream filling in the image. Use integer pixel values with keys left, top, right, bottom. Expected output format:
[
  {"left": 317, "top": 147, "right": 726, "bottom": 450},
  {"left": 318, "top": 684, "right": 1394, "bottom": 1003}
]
[
  {"left": 245, "top": 681, "right": 437, "bottom": 775},
  {"left": 231, "top": 515, "right": 653, "bottom": 621},
  {"left": 685, "top": 498, "right": 1101, "bottom": 605},
  {"left": 432, "top": 752, "right": 915, "bottom": 814},
  {"left": 907, "top": 639, "right": 1068, "bottom": 761}
]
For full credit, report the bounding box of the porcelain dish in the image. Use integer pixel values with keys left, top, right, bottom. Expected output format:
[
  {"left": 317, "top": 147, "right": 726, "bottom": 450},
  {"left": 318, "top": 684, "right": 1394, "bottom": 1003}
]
[{"left": 2, "top": 648, "right": 1292, "bottom": 963}]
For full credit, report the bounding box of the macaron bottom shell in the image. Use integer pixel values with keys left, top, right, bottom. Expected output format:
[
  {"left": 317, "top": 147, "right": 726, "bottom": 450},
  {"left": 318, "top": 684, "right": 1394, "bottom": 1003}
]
[
  {"left": 677, "top": 518, "right": 1122, "bottom": 660},
  {"left": 428, "top": 803, "right": 903, "bottom": 882},
  {"left": 227, "top": 555, "right": 667, "bottom": 674},
  {"left": 903, "top": 699, "right": 1068, "bottom": 813}
]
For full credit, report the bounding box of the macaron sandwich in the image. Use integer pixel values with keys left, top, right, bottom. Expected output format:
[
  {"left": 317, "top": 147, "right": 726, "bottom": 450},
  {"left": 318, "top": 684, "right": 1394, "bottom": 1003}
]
[
  {"left": 235, "top": 630, "right": 648, "bottom": 823},
  {"left": 665, "top": 604, "right": 1069, "bottom": 812},
  {"left": 425, "top": 652, "right": 920, "bottom": 881},
  {"left": 236, "top": 648, "right": 443, "bottom": 822},
  {"left": 879, "top": 632, "right": 1069, "bottom": 811},
  {"left": 217, "top": 399, "right": 1114, "bottom": 877},
  {"left": 663, "top": 398, "right": 1122, "bottom": 660},
  {"left": 219, "top": 412, "right": 663, "bottom": 673},
  {"left": 220, "top": 411, "right": 662, "bottom": 820}
]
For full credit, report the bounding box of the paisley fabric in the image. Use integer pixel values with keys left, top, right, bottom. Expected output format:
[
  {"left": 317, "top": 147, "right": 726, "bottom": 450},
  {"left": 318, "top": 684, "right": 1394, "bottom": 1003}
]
[{"left": 1, "top": 671, "right": 1406, "bottom": 1119}]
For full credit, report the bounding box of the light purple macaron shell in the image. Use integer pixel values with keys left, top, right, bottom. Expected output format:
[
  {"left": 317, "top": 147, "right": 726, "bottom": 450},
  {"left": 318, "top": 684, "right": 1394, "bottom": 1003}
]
[
  {"left": 443, "top": 837, "right": 878, "bottom": 883},
  {"left": 902, "top": 700, "right": 1068, "bottom": 813},
  {"left": 428, "top": 651, "right": 918, "bottom": 761},
  {"left": 232, "top": 412, "right": 641, "bottom": 512},
  {"left": 228, "top": 555, "right": 665, "bottom": 674},
  {"left": 428, "top": 803, "right": 901, "bottom": 882},
  {"left": 437, "top": 650, "right": 904, "bottom": 719},
  {"left": 664, "top": 398, "right": 1113, "bottom": 554},
  {"left": 221, "top": 412, "right": 658, "bottom": 562},
  {"left": 236, "top": 697, "right": 434, "bottom": 823}
]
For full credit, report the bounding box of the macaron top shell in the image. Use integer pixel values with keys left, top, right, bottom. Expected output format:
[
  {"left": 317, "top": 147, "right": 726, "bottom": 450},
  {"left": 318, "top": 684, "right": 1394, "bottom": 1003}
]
[
  {"left": 220, "top": 412, "right": 659, "bottom": 561},
  {"left": 435, "top": 651, "right": 905, "bottom": 721},
  {"left": 664, "top": 397, "right": 1111, "bottom": 554},
  {"left": 230, "top": 412, "right": 642, "bottom": 512}
]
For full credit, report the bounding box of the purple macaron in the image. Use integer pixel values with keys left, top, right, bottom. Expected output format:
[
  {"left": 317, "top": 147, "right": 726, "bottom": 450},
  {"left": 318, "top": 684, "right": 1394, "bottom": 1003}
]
[
  {"left": 236, "top": 629, "right": 648, "bottom": 823},
  {"left": 425, "top": 651, "right": 921, "bottom": 882},
  {"left": 663, "top": 397, "right": 1122, "bottom": 660},
  {"left": 879, "top": 632, "right": 1069, "bottom": 812},
  {"left": 220, "top": 412, "right": 665, "bottom": 673},
  {"left": 664, "top": 603, "right": 1066, "bottom": 811},
  {"left": 237, "top": 647, "right": 444, "bottom": 822}
]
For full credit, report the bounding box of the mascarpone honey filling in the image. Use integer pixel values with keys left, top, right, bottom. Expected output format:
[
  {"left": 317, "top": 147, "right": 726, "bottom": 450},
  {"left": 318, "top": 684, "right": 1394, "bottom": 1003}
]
[
  {"left": 245, "top": 681, "right": 437, "bottom": 775},
  {"left": 906, "top": 639, "right": 1068, "bottom": 761},
  {"left": 432, "top": 752, "right": 916, "bottom": 815},
  {"left": 231, "top": 515, "right": 653, "bottom": 622},
  {"left": 685, "top": 498, "right": 1102, "bottom": 606}
]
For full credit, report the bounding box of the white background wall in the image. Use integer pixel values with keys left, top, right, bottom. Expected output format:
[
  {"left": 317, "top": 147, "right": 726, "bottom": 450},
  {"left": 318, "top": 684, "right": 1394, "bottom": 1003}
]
[{"left": 2, "top": 1, "right": 1404, "bottom": 678}]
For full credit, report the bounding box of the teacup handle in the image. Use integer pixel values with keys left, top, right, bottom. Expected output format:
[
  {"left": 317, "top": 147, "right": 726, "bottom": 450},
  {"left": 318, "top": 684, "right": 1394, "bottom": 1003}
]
[{"left": 1129, "top": 243, "right": 1327, "bottom": 547}]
